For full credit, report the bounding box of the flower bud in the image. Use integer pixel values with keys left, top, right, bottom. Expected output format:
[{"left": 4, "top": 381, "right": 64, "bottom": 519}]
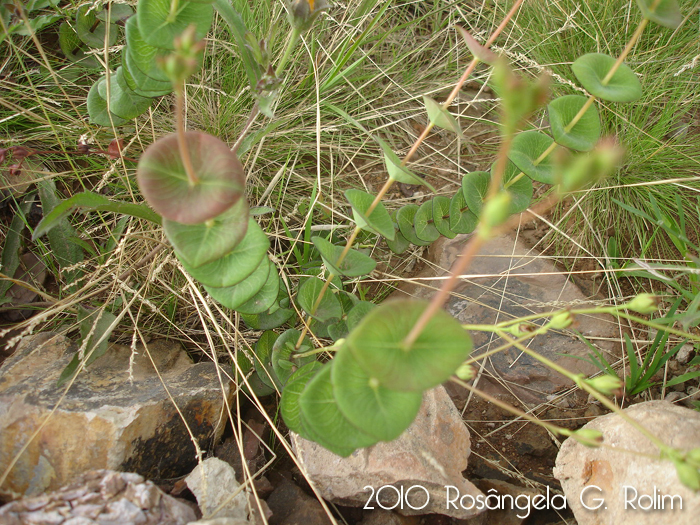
[
  {"left": 626, "top": 293, "right": 659, "bottom": 314},
  {"left": 557, "top": 139, "right": 623, "bottom": 193},
  {"left": 478, "top": 191, "right": 512, "bottom": 236},
  {"left": 585, "top": 374, "right": 623, "bottom": 396},
  {"left": 674, "top": 460, "right": 700, "bottom": 491},
  {"left": 548, "top": 311, "right": 574, "bottom": 330},
  {"left": 455, "top": 363, "right": 475, "bottom": 381},
  {"left": 571, "top": 428, "right": 604, "bottom": 447},
  {"left": 286, "top": 0, "right": 331, "bottom": 32}
]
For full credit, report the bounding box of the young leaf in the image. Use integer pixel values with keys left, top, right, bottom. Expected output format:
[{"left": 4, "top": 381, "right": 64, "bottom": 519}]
[
  {"left": 163, "top": 198, "right": 249, "bottom": 268},
  {"left": 413, "top": 200, "right": 440, "bottom": 242},
  {"left": 423, "top": 96, "right": 464, "bottom": 138},
  {"left": 87, "top": 78, "right": 130, "bottom": 127},
  {"left": 507, "top": 130, "right": 557, "bottom": 184},
  {"left": 299, "top": 364, "right": 378, "bottom": 456},
  {"left": 271, "top": 329, "right": 316, "bottom": 388},
  {"left": 455, "top": 26, "right": 498, "bottom": 65},
  {"left": 280, "top": 362, "right": 324, "bottom": 434},
  {"left": 204, "top": 257, "right": 271, "bottom": 310},
  {"left": 311, "top": 236, "right": 377, "bottom": 277},
  {"left": 572, "top": 53, "right": 642, "bottom": 103},
  {"left": 547, "top": 95, "right": 601, "bottom": 151},
  {"left": 137, "top": 131, "right": 245, "bottom": 224},
  {"left": 449, "top": 190, "right": 478, "bottom": 234},
  {"left": 346, "top": 299, "right": 473, "bottom": 392},
  {"left": 137, "top": 0, "right": 213, "bottom": 50},
  {"left": 461, "top": 171, "right": 490, "bottom": 216},
  {"left": 33, "top": 190, "right": 161, "bottom": 240},
  {"left": 635, "top": 0, "right": 682, "bottom": 28},
  {"left": 396, "top": 205, "right": 432, "bottom": 246},
  {"left": 377, "top": 137, "right": 435, "bottom": 191},
  {"left": 345, "top": 189, "right": 395, "bottom": 240},
  {"left": 297, "top": 276, "right": 342, "bottom": 322},
  {"left": 124, "top": 15, "right": 170, "bottom": 83},
  {"left": 235, "top": 271, "right": 280, "bottom": 315},
  {"left": 432, "top": 195, "right": 456, "bottom": 239},
  {"left": 179, "top": 218, "right": 269, "bottom": 288},
  {"left": 332, "top": 345, "right": 422, "bottom": 442}
]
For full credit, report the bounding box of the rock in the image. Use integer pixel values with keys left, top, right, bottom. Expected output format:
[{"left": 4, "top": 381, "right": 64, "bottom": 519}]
[
  {"left": 554, "top": 401, "right": 700, "bottom": 525},
  {"left": 2, "top": 252, "right": 47, "bottom": 322},
  {"left": 473, "top": 479, "right": 552, "bottom": 525},
  {"left": 358, "top": 509, "right": 420, "bottom": 525},
  {"left": 189, "top": 519, "right": 250, "bottom": 525},
  {"left": 185, "top": 458, "right": 248, "bottom": 521},
  {"left": 265, "top": 477, "right": 330, "bottom": 525},
  {"left": 676, "top": 343, "right": 695, "bottom": 365},
  {"left": 390, "top": 233, "right": 616, "bottom": 405},
  {"left": 0, "top": 333, "right": 231, "bottom": 497},
  {"left": 291, "top": 386, "right": 484, "bottom": 519},
  {"left": 0, "top": 469, "right": 196, "bottom": 524}
]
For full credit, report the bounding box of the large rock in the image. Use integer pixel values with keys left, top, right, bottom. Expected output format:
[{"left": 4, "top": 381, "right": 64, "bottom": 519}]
[
  {"left": 0, "top": 469, "right": 197, "bottom": 524},
  {"left": 390, "top": 233, "right": 616, "bottom": 404},
  {"left": 553, "top": 401, "right": 700, "bottom": 525},
  {"left": 0, "top": 333, "right": 231, "bottom": 497},
  {"left": 291, "top": 386, "right": 484, "bottom": 520}
]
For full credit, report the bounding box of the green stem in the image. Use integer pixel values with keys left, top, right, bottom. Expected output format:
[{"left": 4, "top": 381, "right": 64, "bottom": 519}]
[
  {"left": 175, "top": 85, "right": 199, "bottom": 186},
  {"left": 276, "top": 27, "right": 302, "bottom": 78}
]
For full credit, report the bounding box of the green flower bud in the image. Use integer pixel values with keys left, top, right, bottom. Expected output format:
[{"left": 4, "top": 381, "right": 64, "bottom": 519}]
[
  {"left": 585, "top": 374, "right": 623, "bottom": 396},
  {"left": 455, "top": 363, "right": 475, "bottom": 381},
  {"left": 556, "top": 139, "right": 623, "bottom": 193},
  {"left": 548, "top": 311, "right": 574, "bottom": 330},
  {"left": 674, "top": 460, "right": 700, "bottom": 491},
  {"left": 626, "top": 293, "right": 659, "bottom": 314},
  {"left": 687, "top": 448, "right": 700, "bottom": 466},
  {"left": 571, "top": 428, "right": 604, "bottom": 447},
  {"left": 478, "top": 191, "right": 512, "bottom": 237}
]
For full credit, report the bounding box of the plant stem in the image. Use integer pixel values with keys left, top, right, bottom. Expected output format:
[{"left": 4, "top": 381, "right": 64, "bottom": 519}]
[
  {"left": 232, "top": 102, "right": 260, "bottom": 154},
  {"left": 175, "top": 84, "right": 199, "bottom": 186},
  {"left": 602, "top": 17, "right": 649, "bottom": 85},
  {"left": 276, "top": 27, "right": 302, "bottom": 78}
]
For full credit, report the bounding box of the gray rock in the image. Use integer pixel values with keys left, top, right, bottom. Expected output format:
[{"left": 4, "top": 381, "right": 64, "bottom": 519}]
[
  {"left": 291, "top": 386, "right": 484, "bottom": 519},
  {"left": 0, "top": 470, "right": 196, "bottom": 524},
  {"left": 358, "top": 509, "right": 420, "bottom": 525},
  {"left": 265, "top": 477, "right": 330, "bottom": 525},
  {"left": 0, "top": 333, "right": 231, "bottom": 497},
  {"left": 390, "top": 234, "right": 616, "bottom": 405},
  {"left": 185, "top": 458, "right": 248, "bottom": 521},
  {"left": 554, "top": 401, "right": 700, "bottom": 525}
]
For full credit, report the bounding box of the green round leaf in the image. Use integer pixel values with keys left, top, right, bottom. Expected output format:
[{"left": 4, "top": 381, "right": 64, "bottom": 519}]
[
  {"left": 179, "top": 218, "right": 269, "bottom": 287},
  {"left": 345, "top": 189, "right": 395, "bottom": 240},
  {"left": 297, "top": 276, "right": 342, "bottom": 322},
  {"left": 76, "top": 5, "right": 117, "bottom": 48},
  {"left": 87, "top": 78, "right": 129, "bottom": 127},
  {"left": 347, "top": 299, "right": 473, "bottom": 392},
  {"left": 311, "top": 236, "right": 376, "bottom": 277},
  {"left": 204, "top": 257, "right": 271, "bottom": 310},
  {"left": 497, "top": 161, "right": 533, "bottom": 214},
  {"left": 59, "top": 22, "right": 100, "bottom": 68},
  {"left": 272, "top": 329, "right": 315, "bottom": 388},
  {"left": 347, "top": 301, "right": 376, "bottom": 332},
  {"left": 572, "top": 53, "right": 642, "bottom": 103},
  {"left": 299, "top": 364, "right": 378, "bottom": 456},
  {"left": 432, "top": 195, "right": 456, "bottom": 239},
  {"left": 109, "top": 67, "right": 153, "bottom": 120},
  {"left": 385, "top": 226, "right": 410, "bottom": 254},
  {"left": 461, "top": 171, "right": 490, "bottom": 216},
  {"left": 332, "top": 346, "right": 422, "bottom": 441},
  {"left": 635, "top": 0, "right": 682, "bottom": 28},
  {"left": 96, "top": 4, "right": 134, "bottom": 23},
  {"left": 124, "top": 15, "right": 170, "bottom": 82},
  {"left": 547, "top": 95, "right": 601, "bottom": 152},
  {"left": 138, "top": 0, "right": 213, "bottom": 50},
  {"left": 137, "top": 131, "right": 245, "bottom": 224},
  {"left": 280, "top": 362, "right": 324, "bottom": 434},
  {"left": 449, "top": 190, "right": 477, "bottom": 234},
  {"left": 327, "top": 319, "right": 349, "bottom": 341},
  {"left": 236, "top": 270, "right": 280, "bottom": 315},
  {"left": 254, "top": 330, "right": 279, "bottom": 389},
  {"left": 123, "top": 47, "right": 173, "bottom": 96},
  {"left": 163, "top": 198, "right": 249, "bottom": 268},
  {"left": 396, "top": 204, "right": 432, "bottom": 246},
  {"left": 413, "top": 200, "right": 440, "bottom": 243},
  {"left": 241, "top": 303, "right": 295, "bottom": 330},
  {"left": 508, "top": 130, "right": 557, "bottom": 184},
  {"left": 241, "top": 372, "right": 276, "bottom": 397}
]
